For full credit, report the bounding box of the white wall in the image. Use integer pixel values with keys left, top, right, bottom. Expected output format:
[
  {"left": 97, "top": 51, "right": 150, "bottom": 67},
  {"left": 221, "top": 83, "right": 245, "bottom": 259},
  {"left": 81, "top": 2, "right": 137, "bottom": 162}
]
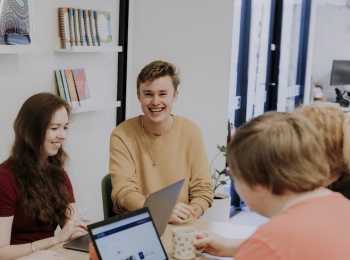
[
  {"left": 0, "top": 0, "right": 118, "bottom": 221},
  {"left": 126, "top": 0, "right": 234, "bottom": 167},
  {"left": 311, "top": 3, "right": 350, "bottom": 88}
]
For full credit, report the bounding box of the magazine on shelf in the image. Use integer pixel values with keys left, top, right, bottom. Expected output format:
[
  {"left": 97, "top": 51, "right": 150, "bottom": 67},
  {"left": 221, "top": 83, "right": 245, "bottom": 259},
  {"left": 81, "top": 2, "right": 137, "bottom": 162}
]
[
  {"left": 72, "top": 68, "right": 90, "bottom": 101},
  {"left": 54, "top": 68, "right": 91, "bottom": 110},
  {"left": 96, "top": 10, "right": 112, "bottom": 45},
  {"left": 0, "top": 0, "right": 31, "bottom": 45}
]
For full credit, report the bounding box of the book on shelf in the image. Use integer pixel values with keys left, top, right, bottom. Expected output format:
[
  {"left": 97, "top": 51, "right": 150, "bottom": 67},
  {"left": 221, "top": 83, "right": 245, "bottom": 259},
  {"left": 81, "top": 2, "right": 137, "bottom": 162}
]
[
  {"left": 58, "top": 7, "right": 70, "bottom": 48},
  {"left": 96, "top": 11, "right": 112, "bottom": 45},
  {"left": 82, "top": 9, "right": 91, "bottom": 46},
  {"left": 67, "top": 8, "right": 75, "bottom": 47},
  {"left": 57, "top": 7, "right": 112, "bottom": 49},
  {"left": 55, "top": 70, "right": 66, "bottom": 100},
  {"left": 77, "top": 9, "right": 85, "bottom": 46},
  {"left": 0, "top": 0, "right": 31, "bottom": 45},
  {"left": 72, "top": 8, "right": 81, "bottom": 46},
  {"left": 93, "top": 11, "right": 100, "bottom": 46},
  {"left": 60, "top": 70, "right": 71, "bottom": 103},
  {"left": 72, "top": 68, "right": 90, "bottom": 100},
  {"left": 54, "top": 69, "right": 71, "bottom": 102},
  {"left": 64, "top": 69, "right": 80, "bottom": 106},
  {"left": 87, "top": 10, "right": 96, "bottom": 46},
  {"left": 54, "top": 68, "right": 91, "bottom": 109}
]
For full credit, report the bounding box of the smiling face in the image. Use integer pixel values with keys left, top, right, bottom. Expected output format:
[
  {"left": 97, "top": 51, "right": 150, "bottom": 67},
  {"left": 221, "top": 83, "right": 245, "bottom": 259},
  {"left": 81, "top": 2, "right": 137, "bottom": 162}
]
[
  {"left": 43, "top": 106, "right": 69, "bottom": 158},
  {"left": 138, "top": 75, "right": 178, "bottom": 126}
]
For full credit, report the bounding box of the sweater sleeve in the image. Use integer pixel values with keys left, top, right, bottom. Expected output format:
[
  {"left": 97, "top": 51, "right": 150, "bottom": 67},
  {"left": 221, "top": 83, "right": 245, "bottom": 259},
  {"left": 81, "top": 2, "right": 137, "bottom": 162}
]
[
  {"left": 109, "top": 130, "right": 146, "bottom": 212},
  {"left": 188, "top": 125, "right": 214, "bottom": 212}
]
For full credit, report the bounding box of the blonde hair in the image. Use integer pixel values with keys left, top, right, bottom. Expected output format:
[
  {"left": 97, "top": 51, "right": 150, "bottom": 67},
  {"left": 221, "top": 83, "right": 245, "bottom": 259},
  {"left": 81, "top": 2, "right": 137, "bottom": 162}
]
[
  {"left": 228, "top": 112, "right": 330, "bottom": 195},
  {"left": 295, "top": 104, "right": 350, "bottom": 179}
]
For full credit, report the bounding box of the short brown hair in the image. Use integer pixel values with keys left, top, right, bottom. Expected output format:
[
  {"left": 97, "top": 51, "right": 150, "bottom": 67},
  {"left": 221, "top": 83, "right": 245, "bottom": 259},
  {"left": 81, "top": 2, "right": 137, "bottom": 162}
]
[
  {"left": 295, "top": 105, "right": 350, "bottom": 179},
  {"left": 228, "top": 112, "right": 330, "bottom": 195},
  {"left": 136, "top": 60, "right": 180, "bottom": 94}
]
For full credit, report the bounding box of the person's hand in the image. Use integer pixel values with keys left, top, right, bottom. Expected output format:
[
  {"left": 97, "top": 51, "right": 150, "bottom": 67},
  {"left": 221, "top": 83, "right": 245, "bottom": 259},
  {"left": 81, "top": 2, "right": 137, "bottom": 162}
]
[
  {"left": 69, "top": 217, "right": 88, "bottom": 239},
  {"left": 55, "top": 220, "right": 87, "bottom": 243},
  {"left": 194, "top": 232, "right": 236, "bottom": 257},
  {"left": 169, "top": 202, "right": 195, "bottom": 224},
  {"left": 190, "top": 204, "right": 203, "bottom": 219}
]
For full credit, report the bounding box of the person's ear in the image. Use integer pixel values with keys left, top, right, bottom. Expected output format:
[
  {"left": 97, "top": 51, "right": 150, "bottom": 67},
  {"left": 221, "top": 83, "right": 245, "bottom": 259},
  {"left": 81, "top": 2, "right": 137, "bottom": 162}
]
[
  {"left": 174, "top": 89, "right": 179, "bottom": 100},
  {"left": 137, "top": 90, "right": 141, "bottom": 101},
  {"left": 254, "top": 185, "right": 269, "bottom": 193}
]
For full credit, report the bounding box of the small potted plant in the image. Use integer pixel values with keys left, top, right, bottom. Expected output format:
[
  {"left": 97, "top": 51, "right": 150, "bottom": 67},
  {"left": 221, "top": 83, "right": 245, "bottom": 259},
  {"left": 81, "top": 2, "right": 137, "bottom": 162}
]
[
  {"left": 211, "top": 145, "right": 231, "bottom": 199},
  {"left": 203, "top": 145, "right": 231, "bottom": 221}
]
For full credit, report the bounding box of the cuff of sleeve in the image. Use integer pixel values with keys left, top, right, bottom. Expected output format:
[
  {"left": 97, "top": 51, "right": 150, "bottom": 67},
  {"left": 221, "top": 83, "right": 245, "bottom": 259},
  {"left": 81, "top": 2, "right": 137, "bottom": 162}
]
[
  {"left": 190, "top": 198, "right": 210, "bottom": 215},
  {"left": 118, "top": 191, "right": 146, "bottom": 211}
]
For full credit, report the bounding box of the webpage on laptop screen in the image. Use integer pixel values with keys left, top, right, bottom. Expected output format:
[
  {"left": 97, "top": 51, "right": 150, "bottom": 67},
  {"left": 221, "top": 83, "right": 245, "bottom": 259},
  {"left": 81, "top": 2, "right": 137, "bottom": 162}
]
[{"left": 91, "top": 212, "right": 167, "bottom": 260}]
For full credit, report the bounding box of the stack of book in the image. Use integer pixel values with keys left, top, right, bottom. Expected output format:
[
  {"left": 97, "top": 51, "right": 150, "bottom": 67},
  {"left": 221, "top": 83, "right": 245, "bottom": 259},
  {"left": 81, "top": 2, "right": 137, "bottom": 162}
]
[
  {"left": 58, "top": 7, "right": 112, "bottom": 49},
  {"left": 54, "top": 68, "right": 90, "bottom": 107}
]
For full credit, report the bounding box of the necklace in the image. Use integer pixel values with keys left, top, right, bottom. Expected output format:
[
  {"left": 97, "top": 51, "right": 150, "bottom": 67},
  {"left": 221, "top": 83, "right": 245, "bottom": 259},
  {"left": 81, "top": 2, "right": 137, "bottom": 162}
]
[{"left": 140, "top": 116, "right": 174, "bottom": 167}]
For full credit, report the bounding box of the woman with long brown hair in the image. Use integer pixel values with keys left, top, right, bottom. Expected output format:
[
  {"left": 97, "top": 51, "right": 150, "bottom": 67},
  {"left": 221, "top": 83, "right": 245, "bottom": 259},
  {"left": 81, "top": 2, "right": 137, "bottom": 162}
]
[{"left": 0, "top": 93, "right": 86, "bottom": 259}]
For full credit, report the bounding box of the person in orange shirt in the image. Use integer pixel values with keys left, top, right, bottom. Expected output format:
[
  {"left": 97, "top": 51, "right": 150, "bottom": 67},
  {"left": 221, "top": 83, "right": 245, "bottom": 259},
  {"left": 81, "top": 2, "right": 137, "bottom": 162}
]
[{"left": 194, "top": 112, "right": 350, "bottom": 260}]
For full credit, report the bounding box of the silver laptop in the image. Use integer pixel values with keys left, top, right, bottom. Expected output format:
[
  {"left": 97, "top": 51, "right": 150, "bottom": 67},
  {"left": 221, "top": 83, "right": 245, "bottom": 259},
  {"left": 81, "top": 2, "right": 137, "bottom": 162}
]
[
  {"left": 63, "top": 178, "right": 184, "bottom": 252},
  {"left": 144, "top": 178, "right": 184, "bottom": 235}
]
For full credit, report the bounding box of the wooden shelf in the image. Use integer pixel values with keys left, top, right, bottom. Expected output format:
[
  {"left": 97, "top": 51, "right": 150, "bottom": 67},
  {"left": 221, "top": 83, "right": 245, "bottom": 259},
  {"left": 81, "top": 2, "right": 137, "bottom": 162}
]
[
  {"left": 0, "top": 45, "right": 31, "bottom": 54},
  {"left": 55, "top": 45, "right": 122, "bottom": 53}
]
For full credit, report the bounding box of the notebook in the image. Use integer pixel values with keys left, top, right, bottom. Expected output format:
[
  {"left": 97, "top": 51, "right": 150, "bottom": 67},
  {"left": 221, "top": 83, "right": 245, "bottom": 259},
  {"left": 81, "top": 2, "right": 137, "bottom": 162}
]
[
  {"left": 63, "top": 179, "right": 184, "bottom": 252},
  {"left": 88, "top": 207, "right": 168, "bottom": 260}
]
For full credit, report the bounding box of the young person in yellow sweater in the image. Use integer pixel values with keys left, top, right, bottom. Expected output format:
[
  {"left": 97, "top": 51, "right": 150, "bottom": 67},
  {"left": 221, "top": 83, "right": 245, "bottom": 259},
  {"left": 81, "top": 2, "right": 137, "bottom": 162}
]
[
  {"left": 194, "top": 112, "right": 350, "bottom": 260},
  {"left": 109, "top": 60, "right": 213, "bottom": 224}
]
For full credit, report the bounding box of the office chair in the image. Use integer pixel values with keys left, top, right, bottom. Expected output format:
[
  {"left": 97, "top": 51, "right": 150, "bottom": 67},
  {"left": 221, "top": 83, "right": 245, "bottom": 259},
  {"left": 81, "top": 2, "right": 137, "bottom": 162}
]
[
  {"left": 335, "top": 88, "right": 350, "bottom": 107},
  {"left": 101, "top": 174, "right": 115, "bottom": 220}
]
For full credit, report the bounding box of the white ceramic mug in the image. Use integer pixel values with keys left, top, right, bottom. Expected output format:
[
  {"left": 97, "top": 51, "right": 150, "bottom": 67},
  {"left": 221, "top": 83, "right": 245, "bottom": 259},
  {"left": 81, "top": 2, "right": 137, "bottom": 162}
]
[{"left": 172, "top": 227, "right": 197, "bottom": 260}]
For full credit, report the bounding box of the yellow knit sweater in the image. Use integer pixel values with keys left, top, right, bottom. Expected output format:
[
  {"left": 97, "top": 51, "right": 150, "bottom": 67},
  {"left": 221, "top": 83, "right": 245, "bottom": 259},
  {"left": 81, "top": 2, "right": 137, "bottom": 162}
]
[{"left": 109, "top": 115, "right": 213, "bottom": 214}]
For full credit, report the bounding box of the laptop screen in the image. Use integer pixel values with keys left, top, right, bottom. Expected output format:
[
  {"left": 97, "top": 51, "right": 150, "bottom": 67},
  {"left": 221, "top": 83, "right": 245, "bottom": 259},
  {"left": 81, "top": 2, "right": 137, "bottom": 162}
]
[{"left": 88, "top": 208, "right": 168, "bottom": 260}]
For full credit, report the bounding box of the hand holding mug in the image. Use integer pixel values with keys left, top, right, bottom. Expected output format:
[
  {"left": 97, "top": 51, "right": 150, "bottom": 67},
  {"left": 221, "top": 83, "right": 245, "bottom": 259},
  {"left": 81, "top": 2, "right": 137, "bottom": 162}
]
[{"left": 193, "top": 232, "right": 236, "bottom": 257}]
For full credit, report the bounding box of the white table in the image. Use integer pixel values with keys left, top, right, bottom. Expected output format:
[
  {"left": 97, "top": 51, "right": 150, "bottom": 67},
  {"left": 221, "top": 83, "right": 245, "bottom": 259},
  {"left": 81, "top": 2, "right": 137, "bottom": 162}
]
[{"left": 19, "top": 210, "right": 267, "bottom": 260}]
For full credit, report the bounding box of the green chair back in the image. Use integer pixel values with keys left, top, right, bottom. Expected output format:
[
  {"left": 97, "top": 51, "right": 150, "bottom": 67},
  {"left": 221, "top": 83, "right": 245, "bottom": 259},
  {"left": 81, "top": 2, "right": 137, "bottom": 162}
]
[{"left": 101, "top": 174, "right": 114, "bottom": 220}]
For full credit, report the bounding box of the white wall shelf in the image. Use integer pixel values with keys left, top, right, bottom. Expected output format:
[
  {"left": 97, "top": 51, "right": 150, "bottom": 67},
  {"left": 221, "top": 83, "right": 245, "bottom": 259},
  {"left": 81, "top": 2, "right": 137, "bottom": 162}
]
[
  {"left": 71, "top": 100, "right": 120, "bottom": 114},
  {"left": 0, "top": 45, "right": 31, "bottom": 54},
  {"left": 54, "top": 45, "right": 122, "bottom": 53}
]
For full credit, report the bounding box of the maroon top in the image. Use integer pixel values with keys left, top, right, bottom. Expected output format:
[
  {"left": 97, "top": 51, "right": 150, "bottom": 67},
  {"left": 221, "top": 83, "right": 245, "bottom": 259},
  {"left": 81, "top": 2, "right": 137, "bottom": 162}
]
[{"left": 0, "top": 161, "right": 75, "bottom": 244}]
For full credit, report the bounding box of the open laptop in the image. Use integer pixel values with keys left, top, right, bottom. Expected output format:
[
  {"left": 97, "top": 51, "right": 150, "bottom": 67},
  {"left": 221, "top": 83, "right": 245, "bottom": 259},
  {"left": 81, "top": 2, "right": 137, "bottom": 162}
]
[
  {"left": 63, "top": 179, "right": 184, "bottom": 252},
  {"left": 88, "top": 207, "right": 168, "bottom": 260},
  {"left": 144, "top": 178, "right": 184, "bottom": 235}
]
